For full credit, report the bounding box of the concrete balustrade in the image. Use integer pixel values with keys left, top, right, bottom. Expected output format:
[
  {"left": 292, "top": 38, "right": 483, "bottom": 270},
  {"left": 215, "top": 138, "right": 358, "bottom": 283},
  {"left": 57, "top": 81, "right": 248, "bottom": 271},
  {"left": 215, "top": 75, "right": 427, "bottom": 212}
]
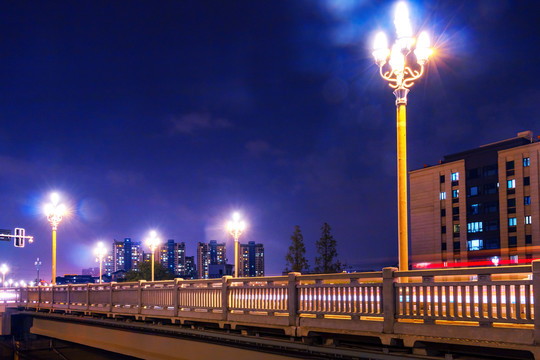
[{"left": 4, "top": 262, "right": 540, "bottom": 355}]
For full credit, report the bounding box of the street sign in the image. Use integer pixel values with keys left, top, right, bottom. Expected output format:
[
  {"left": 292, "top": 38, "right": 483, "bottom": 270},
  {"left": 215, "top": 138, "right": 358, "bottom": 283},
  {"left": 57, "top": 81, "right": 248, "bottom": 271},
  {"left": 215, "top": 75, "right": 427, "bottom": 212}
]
[
  {"left": 0, "top": 229, "right": 11, "bottom": 241},
  {"left": 14, "top": 228, "right": 25, "bottom": 247}
]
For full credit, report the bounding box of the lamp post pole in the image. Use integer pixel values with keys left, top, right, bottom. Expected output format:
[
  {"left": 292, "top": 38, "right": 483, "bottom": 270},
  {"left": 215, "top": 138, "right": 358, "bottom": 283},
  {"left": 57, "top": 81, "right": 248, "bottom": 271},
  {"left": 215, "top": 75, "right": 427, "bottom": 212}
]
[
  {"left": 44, "top": 193, "right": 67, "bottom": 284},
  {"left": 145, "top": 231, "right": 161, "bottom": 282},
  {"left": 372, "top": 2, "right": 433, "bottom": 271},
  {"left": 227, "top": 213, "right": 245, "bottom": 278},
  {"left": 34, "top": 258, "right": 42, "bottom": 284},
  {"left": 0, "top": 264, "right": 8, "bottom": 288},
  {"left": 94, "top": 242, "right": 107, "bottom": 283}
]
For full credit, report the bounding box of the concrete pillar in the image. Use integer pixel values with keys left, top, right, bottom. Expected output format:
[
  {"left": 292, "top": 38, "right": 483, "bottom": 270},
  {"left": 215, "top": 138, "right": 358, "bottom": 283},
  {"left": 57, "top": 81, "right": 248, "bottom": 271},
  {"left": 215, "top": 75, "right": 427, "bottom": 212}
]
[
  {"left": 222, "top": 276, "right": 232, "bottom": 321},
  {"left": 533, "top": 260, "right": 540, "bottom": 344},
  {"left": 383, "top": 267, "right": 398, "bottom": 334},
  {"left": 287, "top": 272, "right": 300, "bottom": 326}
]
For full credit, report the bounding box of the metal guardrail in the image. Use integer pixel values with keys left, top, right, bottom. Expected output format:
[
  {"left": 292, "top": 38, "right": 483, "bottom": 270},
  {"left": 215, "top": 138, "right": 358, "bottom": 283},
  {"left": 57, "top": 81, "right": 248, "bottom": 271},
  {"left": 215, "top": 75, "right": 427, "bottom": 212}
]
[{"left": 3, "top": 263, "right": 540, "bottom": 339}]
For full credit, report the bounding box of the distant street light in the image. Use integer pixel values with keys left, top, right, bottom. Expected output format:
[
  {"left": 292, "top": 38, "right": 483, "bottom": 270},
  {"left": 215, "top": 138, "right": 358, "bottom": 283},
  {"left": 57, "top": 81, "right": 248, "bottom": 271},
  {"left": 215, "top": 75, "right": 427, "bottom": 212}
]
[
  {"left": 94, "top": 242, "right": 107, "bottom": 283},
  {"left": 372, "top": 2, "right": 433, "bottom": 271},
  {"left": 227, "top": 212, "right": 246, "bottom": 278},
  {"left": 44, "top": 192, "right": 67, "bottom": 284},
  {"left": 34, "top": 258, "right": 42, "bottom": 284},
  {"left": 145, "top": 231, "right": 161, "bottom": 282},
  {"left": 0, "top": 264, "right": 8, "bottom": 288}
]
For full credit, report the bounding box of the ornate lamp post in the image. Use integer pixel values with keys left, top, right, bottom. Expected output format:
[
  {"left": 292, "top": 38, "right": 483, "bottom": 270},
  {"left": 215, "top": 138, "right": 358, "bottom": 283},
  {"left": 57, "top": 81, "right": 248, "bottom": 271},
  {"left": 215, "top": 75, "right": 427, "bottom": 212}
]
[
  {"left": 227, "top": 212, "right": 245, "bottom": 278},
  {"left": 145, "top": 230, "right": 161, "bottom": 282},
  {"left": 0, "top": 264, "right": 8, "bottom": 288},
  {"left": 94, "top": 242, "right": 107, "bottom": 283},
  {"left": 34, "top": 258, "right": 42, "bottom": 284},
  {"left": 372, "top": 2, "right": 433, "bottom": 271},
  {"left": 44, "top": 192, "right": 67, "bottom": 284}
]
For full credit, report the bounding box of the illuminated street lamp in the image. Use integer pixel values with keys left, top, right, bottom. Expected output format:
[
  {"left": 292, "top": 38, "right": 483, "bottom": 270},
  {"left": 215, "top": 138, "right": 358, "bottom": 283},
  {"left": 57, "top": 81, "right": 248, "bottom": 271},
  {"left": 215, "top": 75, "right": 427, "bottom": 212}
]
[
  {"left": 372, "top": 2, "right": 433, "bottom": 271},
  {"left": 227, "top": 212, "right": 246, "bottom": 278},
  {"left": 0, "top": 264, "right": 8, "bottom": 288},
  {"left": 44, "top": 192, "right": 67, "bottom": 284},
  {"left": 94, "top": 242, "right": 107, "bottom": 283},
  {"left": 145, "top": 230, "right": 161, "bottom": 282}
]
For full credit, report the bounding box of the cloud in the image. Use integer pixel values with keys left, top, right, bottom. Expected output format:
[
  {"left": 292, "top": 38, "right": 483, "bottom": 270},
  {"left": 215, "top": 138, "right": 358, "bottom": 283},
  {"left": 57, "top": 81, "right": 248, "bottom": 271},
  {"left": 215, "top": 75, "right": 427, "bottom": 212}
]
[{"left": 169, "top": 112, "right": 232, "bottom": 135}]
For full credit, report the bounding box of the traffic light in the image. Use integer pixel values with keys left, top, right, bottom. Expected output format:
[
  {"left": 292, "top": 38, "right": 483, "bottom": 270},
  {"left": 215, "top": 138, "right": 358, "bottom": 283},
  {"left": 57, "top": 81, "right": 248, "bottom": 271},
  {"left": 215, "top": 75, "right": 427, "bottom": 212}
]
[{"left": 14, "top": 228, "right": 25, "bottom": 248}]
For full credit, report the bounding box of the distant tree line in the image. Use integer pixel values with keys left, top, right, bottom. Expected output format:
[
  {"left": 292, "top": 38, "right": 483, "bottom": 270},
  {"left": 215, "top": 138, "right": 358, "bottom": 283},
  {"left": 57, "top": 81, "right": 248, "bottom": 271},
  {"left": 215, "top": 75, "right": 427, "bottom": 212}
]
[{"left": 284, "top": 222, "right": 342, "bottom": 274}]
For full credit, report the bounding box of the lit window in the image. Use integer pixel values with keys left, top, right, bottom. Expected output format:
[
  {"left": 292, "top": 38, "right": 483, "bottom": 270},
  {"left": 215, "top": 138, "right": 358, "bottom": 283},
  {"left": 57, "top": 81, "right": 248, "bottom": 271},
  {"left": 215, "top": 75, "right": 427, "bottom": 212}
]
[
  {"left": 470, "top": 204, "right": 480, "bottom": 215},
  {"left": 510, "top": 255, "right": 518, "bottom": 264},
  {"left": 451, "top": 172, "right": 459, "bottom": 181},
  {"left": 525, "top": 196, "right": 531, "bottom": 205},
  {"left": 452, "top": 189, "right": 459, "bottom": 198},
  {"left": 467, "top": 222, "right": 483, "bottom": 233},
  {"left": 525, "top": 216, "right": 532, "bottom": 225},
  {"left": 507, "top": 179, "right": 515, "bottom": 189},
  {"left": 453, "top": 224, "right": 460, "bottom": 233},
  {"left": 468, "top": 186, "right": 479, "bottom": 197},
  {"left": 509, "top": 217, "right": 517, "bottom": 226},
  {"left": 467, "top": 239, "right": 483, "bottom": 251},
  {"left": 439, "top": 192, "right": 446, "bottom": 200},
  {"left": 524, "top": 157, "right": 530, "bottom": 167}
]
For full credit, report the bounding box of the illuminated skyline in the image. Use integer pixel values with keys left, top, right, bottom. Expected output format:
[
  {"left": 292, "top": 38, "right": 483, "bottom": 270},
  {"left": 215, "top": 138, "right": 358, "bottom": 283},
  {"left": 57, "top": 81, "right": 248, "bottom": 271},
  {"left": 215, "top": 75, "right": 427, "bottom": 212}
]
[{"left": 0, "top": 1, "right": 539, "bottom": 281}]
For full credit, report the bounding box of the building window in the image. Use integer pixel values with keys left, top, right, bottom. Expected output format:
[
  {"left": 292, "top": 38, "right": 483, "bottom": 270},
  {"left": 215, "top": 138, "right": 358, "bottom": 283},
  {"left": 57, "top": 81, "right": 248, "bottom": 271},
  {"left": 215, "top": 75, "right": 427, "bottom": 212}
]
[
  {"left": 453, "top": 224, "right": 460, "bottom": 233},
  {"left": 525, "top": 196, "right": 531, "bottom": 205},
  {"left": 485, "top": 202, "right": 498, "bottom": 213},
  {"left": 526, "top": 235, "right": 532, "bottom": 244},
  {"left": 525, "top": 216, "right": 532, "bottom": 225},
  {"left": 467, "top": 168, "right": 479, "bottom": 179},
  {"left": 452, "top": 207, "right": 459, "bottom": 215},
  {"left": 507, "top": 179, "right": 515, "bottom": 189},
  {"left": 453, "top": 242, "right": 460, "bottom": 250},
  {"left": 484, "top": 183, "right": 498, "bottom": 194},
  {"left": 509, "top": 236, "right": 517, "bottom": 247},
  {"left": 468, "top": 186, "right": 479, "bottom": 197},
  {"left": 467, "top": 239, "right": 483, "bottom": 251},
  {"left": 483, "top": 165, "right": 498, "bottom": 177},
  {"left": 507, "top": 198, "right": 516, "bottom": 208},
  {"left": 524, "top": 157, "right": 530, "bottom": 167},
  {"left": 506, "top": 160, "right": 514, "bottom": 170},
  {"left": 510, "top": 254, "right": 518, "bottom": 263},
  {"left": 441, "top": 226, "right": 446, "bottom": 234},
  {"left": 485, "top": 220, "right": 499, "bottom": 231},
  {"left": 440, "top": 192, "right": 446, "bottom": 200},
  {"left": 486, "top": 238, "right": 500, "bottom": 249},
  {"left": 451, "top": 172, "right": 459, "bottom": 181},
  {"left": 440, "top": 175, "right": 445, "bottom": 183},
  {"left": 441, "top": 242, "right": 447, "bottom": 251},
  {"left": 467, "top": 222, "right": 483, "bottom": 233},
  {"left": 469, "top": 203, "right": 480, "bottom": 215},
  {"left": 524, "top": 177, "right": 530, "bottom": 186},
  {"left": 452, "top": 189, "right": 459, "bottom": 198},
  {"left": 508, "top": 217, "right": 517, "bottom": 226},
  {"left": 441, "top": 209, "right": 446, "bottom": 217}
]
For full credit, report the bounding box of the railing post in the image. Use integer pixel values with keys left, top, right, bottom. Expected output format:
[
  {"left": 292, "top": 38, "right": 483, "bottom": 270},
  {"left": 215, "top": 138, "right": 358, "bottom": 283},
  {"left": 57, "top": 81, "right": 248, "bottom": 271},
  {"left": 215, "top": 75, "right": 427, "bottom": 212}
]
[
  {"left": 383, "top": 267, "right": 398, "bottom": 334},
  {"left": 86, "top": 284, "right": 90, "bottom": 312},
  {"left": 533, "top": 260, "right": 540, "bottom": 344},
  {"left": 67, "top": 284, "right": 71, "bottom": 311},
  {"left": 222, "top": 276, "right": 232, "bottom": 321},
  {"left": 138, "top": 280, "right": 145, "bottom": 315},
  {"left": 288, "top": 272, "right": 300, "bottom": 326},
  {"left": 173, "top": 278, "right": 181, "bottom": 318},
  {"left": 109, "top": 282, "right": 115, "bottom": 313}
]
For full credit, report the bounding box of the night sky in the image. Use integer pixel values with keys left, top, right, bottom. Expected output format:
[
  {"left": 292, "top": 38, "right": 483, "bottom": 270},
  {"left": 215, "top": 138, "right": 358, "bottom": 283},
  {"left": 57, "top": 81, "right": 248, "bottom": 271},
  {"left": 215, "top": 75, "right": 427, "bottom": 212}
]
[{"left": 1, "top": 0, "right": 539, "bottom": 282}]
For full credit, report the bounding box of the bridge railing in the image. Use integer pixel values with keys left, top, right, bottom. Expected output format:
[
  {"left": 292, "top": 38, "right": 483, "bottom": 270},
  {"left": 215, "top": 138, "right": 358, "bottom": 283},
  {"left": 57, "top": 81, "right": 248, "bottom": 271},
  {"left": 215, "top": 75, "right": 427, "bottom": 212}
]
[{"left": 7, "top": 261, "right": 540, "bottom": 340}]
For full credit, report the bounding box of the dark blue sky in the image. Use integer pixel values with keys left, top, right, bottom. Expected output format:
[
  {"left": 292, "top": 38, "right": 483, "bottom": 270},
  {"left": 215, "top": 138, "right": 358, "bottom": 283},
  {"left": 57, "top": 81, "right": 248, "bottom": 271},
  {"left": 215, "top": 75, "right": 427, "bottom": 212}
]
[{"left": 0, "top": 0, "right": 538, "bottom": 281}]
